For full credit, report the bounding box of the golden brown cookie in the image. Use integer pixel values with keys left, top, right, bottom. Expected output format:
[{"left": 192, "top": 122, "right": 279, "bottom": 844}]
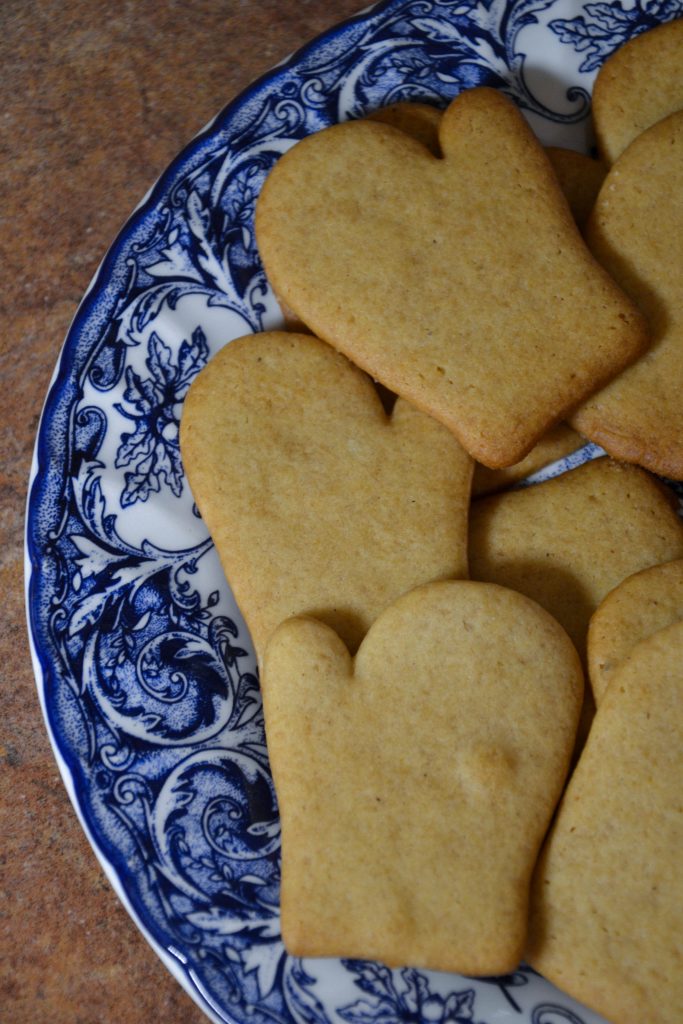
[
  {"left": 468, "top": 457, "right": 683, "bottom": 658},
  {"left": 180, "top": 331, "right": 472, "bottom": 664},
  {"left": 588, "top": 557, "right": 683, "bottom": 704},
  {"left": 592, "top": 17, "right": 683, "bottom": 163},
  {"left": 256, "top": 86, "right": 647, "bottom": 468},
  {"left": 527, "top": 618, "right": 683, "bottom": 1022},
  {"left": 572, "top": 110, "right": 683, "bottom": 479},
  {"left": 263, "top": 580, "right": 582, "bottom": 974}
]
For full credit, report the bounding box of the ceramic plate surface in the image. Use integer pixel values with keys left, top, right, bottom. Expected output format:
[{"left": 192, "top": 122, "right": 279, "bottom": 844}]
[{"left": 26, "top": 2, "right": 679, "bottom": 1022}]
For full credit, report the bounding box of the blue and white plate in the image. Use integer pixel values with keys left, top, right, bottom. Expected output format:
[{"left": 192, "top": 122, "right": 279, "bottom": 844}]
[{"left": 26, "top": 2, "right": 678, "bottom": 1021}]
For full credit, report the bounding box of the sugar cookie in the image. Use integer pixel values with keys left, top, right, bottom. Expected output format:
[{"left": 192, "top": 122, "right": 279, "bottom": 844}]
[
  {"left": 468, "top": 457, "right": 683, "bottom": 658},
  {"left": 263, "top": 580, "right": 582, "bottom": 974},
  {"left": 180, "top": 331, "right": 472, "bottom": 663},
  {"left": 527, "top": 619, "right": 683, "bottom": 1022},
  {"left": 256, "top": 87, "right": 647, "bottom": 468}
]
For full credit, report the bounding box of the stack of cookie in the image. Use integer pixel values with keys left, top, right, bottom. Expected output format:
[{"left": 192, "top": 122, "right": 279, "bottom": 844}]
[{"left": 180, "top": 18, "right": 683, "bottom": 1024}]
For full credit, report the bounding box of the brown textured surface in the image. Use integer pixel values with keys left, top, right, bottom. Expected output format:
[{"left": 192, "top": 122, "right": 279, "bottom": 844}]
[{"left": 0, "top": 3, "right": 362, "bottom": 1022}]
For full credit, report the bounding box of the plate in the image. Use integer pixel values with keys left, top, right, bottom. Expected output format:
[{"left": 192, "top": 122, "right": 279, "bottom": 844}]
[{"left": 26, "top": 2, "right": 672, "bottom": 1022}]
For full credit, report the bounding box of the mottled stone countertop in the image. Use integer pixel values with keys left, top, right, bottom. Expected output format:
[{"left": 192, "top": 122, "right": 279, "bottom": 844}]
[{"left": 1, "top": 3, "right": 360, "bottom": 1020}]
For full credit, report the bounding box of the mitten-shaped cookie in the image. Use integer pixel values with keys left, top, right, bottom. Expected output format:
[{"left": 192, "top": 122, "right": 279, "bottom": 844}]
[
  {"left": 180, "top": 331, "right": 472, "bottom": 664},
  {"left": 572, "top": 110, "right": 683, "bottom": 479},
  {"left": 527, "top": 619, "right": 683, "bottom": 1023},
  {"left": 469, "top": 457, "right": 683, "bottom": 745},
  {"left": 588, "top": 558, "right": 683, "bottom": 704},
  {"left": 469, "top": 458, "right": 683, "bottom": 660},
  {"left": 256, "top": 86, "right": 647, "bottom": 468},
  {"left": 262, "top": 580, "right": 583, "bottom": 974}
]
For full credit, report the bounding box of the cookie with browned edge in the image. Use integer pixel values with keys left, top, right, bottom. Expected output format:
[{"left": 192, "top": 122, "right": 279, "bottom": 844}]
[
  {"left": 180, "top": 331, "right": 472, "bottom": 664},
  {"left": 469, "top": 457, "right": 683, "bottom": 660},
  {"left": 256, "top": 87, "right": 647, "bottom": 468},
  {"left": 527, "top": 618, "right": 683, "bottom": 1023},
  {"left": 263, "top": 580, "right": 582, "bottom": 974}
]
